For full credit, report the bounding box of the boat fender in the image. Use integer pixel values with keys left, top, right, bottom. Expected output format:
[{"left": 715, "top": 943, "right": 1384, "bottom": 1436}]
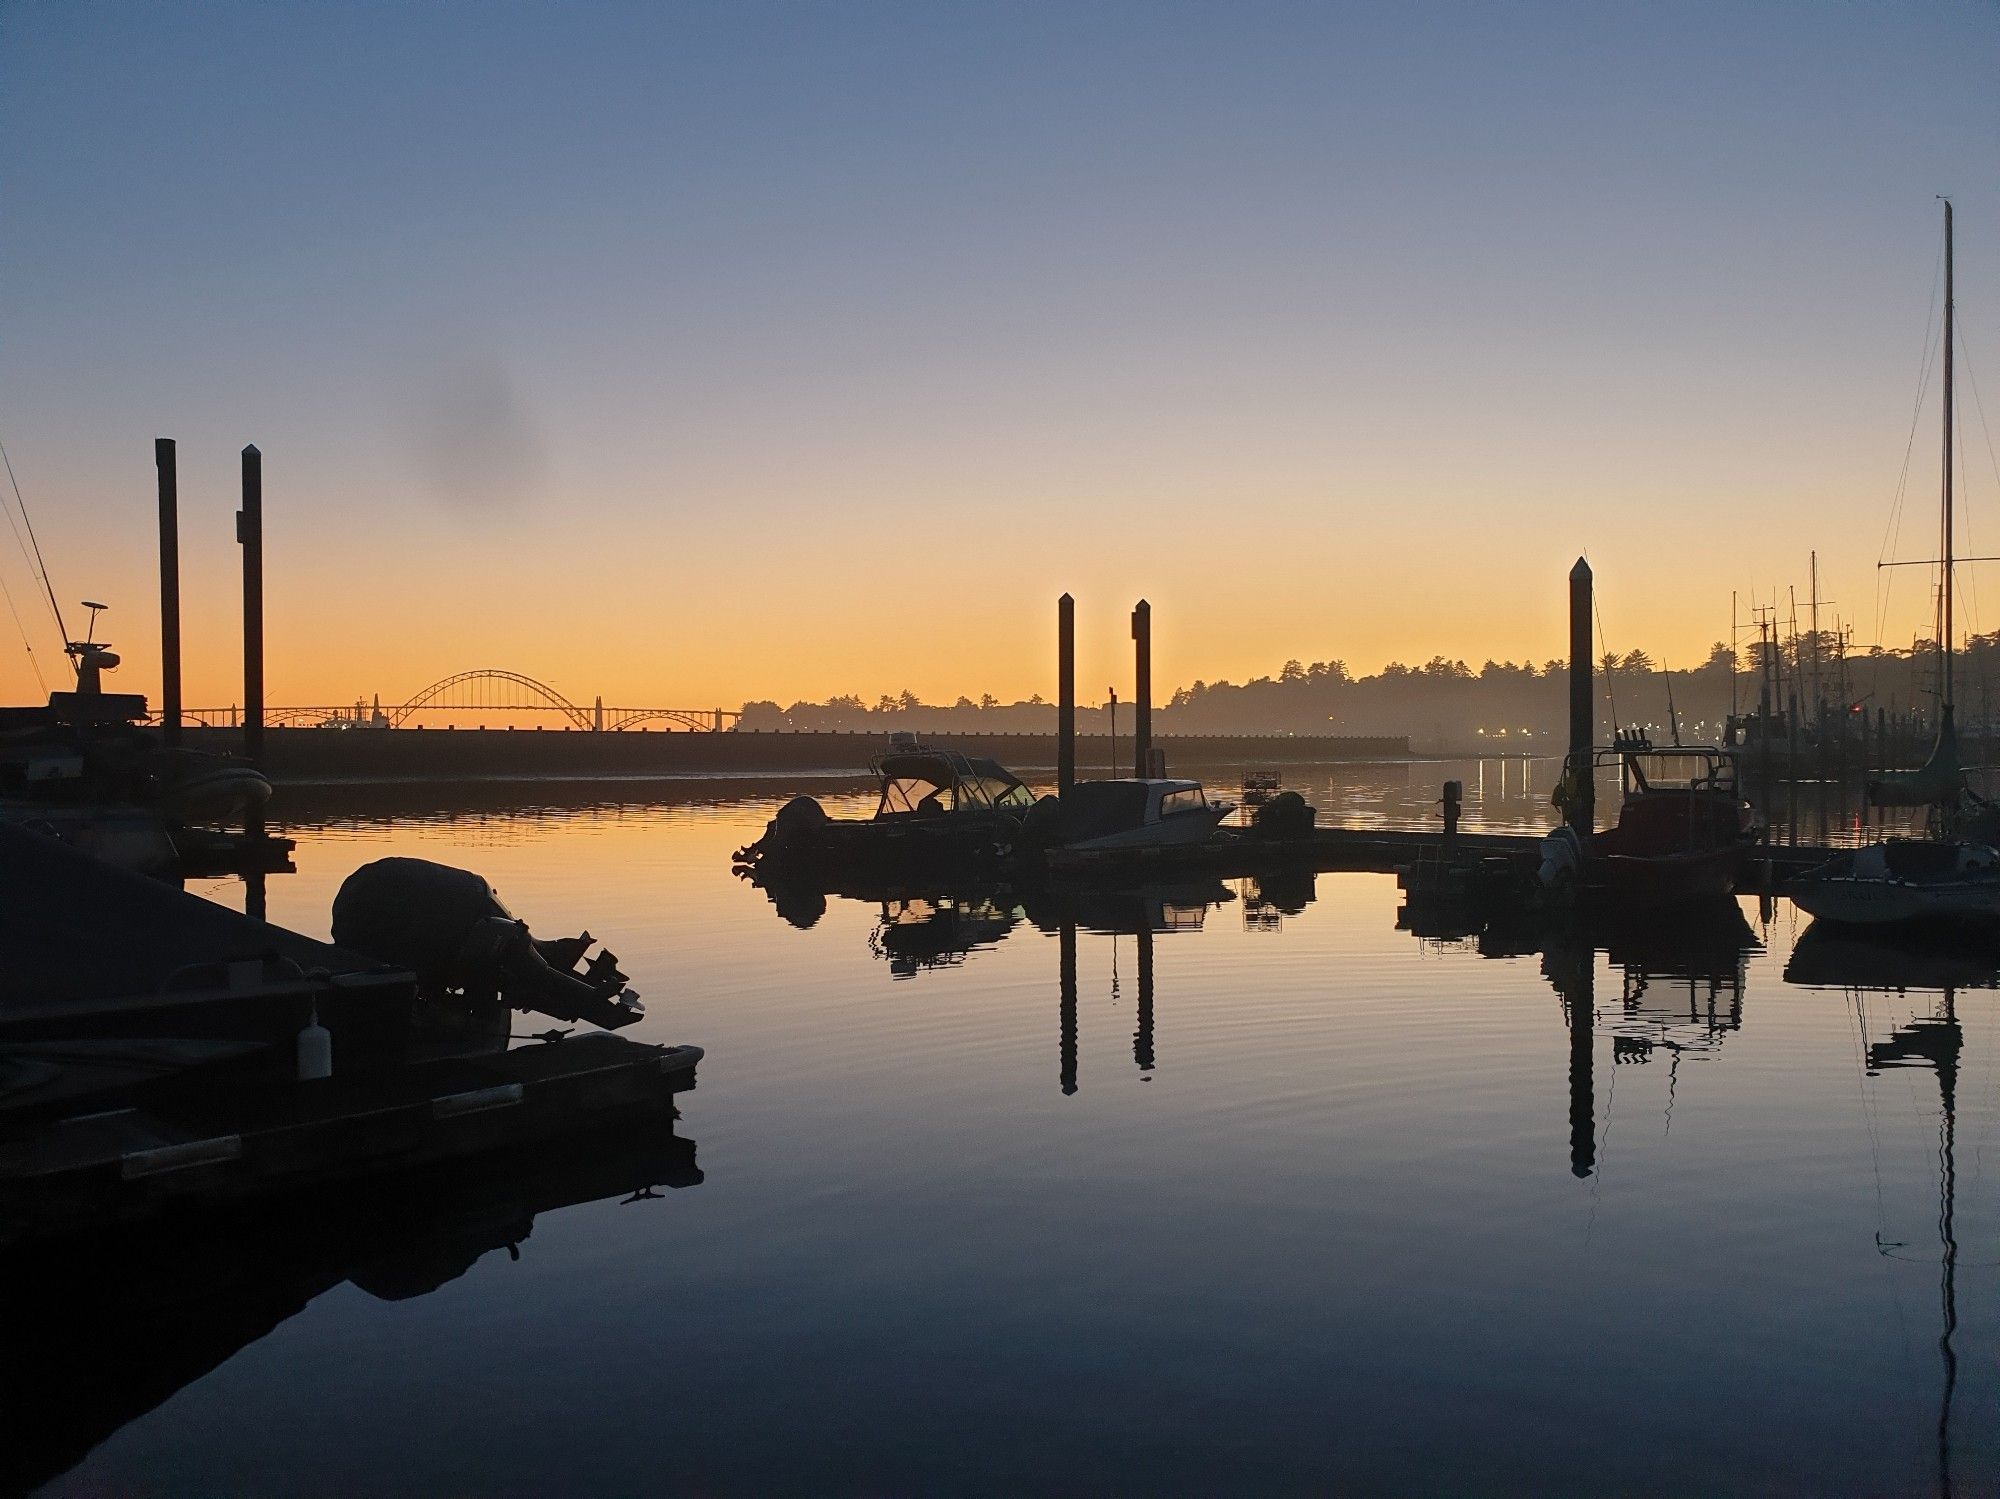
[{"left": 297, "top": 990, "right": 332, "bottom": 1081}]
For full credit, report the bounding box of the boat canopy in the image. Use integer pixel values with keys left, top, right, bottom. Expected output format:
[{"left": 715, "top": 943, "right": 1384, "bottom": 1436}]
[{"left": 872, "top": 749, "right": 1035, "bottom": 818}]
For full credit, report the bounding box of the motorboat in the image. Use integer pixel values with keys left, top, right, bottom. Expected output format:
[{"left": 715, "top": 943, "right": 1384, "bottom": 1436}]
[
  {"left": 1540, "top": 737, "right": 1756, "bottom": 905},
  {"left": 1045, "top": 777, "right": 1235, "bottom": 865},
  {"left": 0, "top": 610, "right": 270, "bottom": 873},
  {"left": 1787, "top": 840, "right": 2000, "bottom": 927},
  {"left": 733, "top": 736, "right": 1040, "bottom": 875}
]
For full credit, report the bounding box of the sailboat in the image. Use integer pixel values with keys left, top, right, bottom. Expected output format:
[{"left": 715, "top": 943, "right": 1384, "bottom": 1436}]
[{"left": 1790, "top": 201, "right": 2000, "bottom": 926}]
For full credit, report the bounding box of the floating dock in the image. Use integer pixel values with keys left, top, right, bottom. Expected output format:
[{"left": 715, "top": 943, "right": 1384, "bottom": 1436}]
[{"left": 0, "top": 821, "right": 701, "bottom": 1245}]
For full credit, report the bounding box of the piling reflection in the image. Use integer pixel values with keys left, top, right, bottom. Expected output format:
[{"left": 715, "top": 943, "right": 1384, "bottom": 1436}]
[
  {"left": 1402, "top": 886, "right": 1761, "bottom": 1178},
  {"left": 0, "top": 1109, "right": 701, "bottom": 1497}
]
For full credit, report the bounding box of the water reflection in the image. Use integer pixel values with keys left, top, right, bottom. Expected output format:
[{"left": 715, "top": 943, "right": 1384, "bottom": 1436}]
[
  {"left": 115, "top": 791, "right": 2000, "bottom": 1493},
  {"left": 3, "top": 1108, "right": 700, "bottom": 1496},
  {"left": 1784, "top": 924, "right": 1998, "bottom": 1499},
  {"left": 871, "top": 894, "right": 1021, "bottom": 978}
]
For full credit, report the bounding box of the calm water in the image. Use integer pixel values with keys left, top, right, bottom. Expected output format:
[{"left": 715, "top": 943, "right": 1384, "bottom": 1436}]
[{"left": 30, "top": 760, "right": 2000, "bottom": 1496}]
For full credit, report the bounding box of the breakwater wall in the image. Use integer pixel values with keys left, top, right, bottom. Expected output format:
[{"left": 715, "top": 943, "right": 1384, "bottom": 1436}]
[{"left": 184, "top": 727, "right": 1412, "bottom": 784}]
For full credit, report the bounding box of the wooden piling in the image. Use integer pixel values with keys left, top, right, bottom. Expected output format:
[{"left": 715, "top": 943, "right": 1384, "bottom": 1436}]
[
  {"left": 1567, "top": 558, "right": 1594, "bottom": 833},
  {"left": 1057, "top": 594, "right": 1076, "bottom": 796},
  {"left": 237, "top": 446, "right": 264, "bottom": 765},
  {"left": 1131, "top": 599, "right": 1152, "bottom": 779},
  {"left": 154, "top": 438, "right": 181, "bottom": 748}
]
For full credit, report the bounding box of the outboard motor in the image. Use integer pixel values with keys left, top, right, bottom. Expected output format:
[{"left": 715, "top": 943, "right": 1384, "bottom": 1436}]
[
  {"left": 1250, "top": 790, "right": 1316, "bottom": 839},
  {"left": 1537, "top": 825, "right": 1584, "bottom": 894},
  {"left": 331, "top": 857, "right": 643, "bottom": 1029},
  {"left": 734, "top": 794, "right": 829, "bottom": 869}
]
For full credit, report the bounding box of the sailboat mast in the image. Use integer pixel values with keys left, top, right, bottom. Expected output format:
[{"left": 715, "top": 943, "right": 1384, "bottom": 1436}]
[{"left": 1943, "top": 198, "right": 1955, "bottom": 711}]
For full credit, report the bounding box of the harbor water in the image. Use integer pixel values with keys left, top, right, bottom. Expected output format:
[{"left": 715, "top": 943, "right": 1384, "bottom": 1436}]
[{"left": 32, "top": 759, "right": 2000, "bottom": 1496}]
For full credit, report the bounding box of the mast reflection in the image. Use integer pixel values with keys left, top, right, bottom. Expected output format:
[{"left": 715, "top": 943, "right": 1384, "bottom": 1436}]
[
  {"left": 1402, "top": 890, "right": 1760, "bottom": 1179},
  {"left": 1784, "top": 923, "right": 2000, "bottom": 1499}
]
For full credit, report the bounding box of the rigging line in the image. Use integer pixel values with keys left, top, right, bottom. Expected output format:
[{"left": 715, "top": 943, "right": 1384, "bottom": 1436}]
[
  {"left": 0, "top": 569, "right": 48, "bottom": 695},
  {"left": 1592, "top": 594, "right": 1619, "bottom": 729},
  {"left": 0, "top": 448, "right": 56, "bottom": 642},
  {"left": 1848, "top": 989, "right": 1918, "bottom": 1375},
  {"left": 1585, "top": 1026, "right": 1620, "bottom": 1237},
  {"left": 1878, "top": 240, "right": 1948, "bottom": 653},
  {"left": 0, "top": 438, "right": 69, "bottom": 650},
  {"left": 1956, "top": 319, "right": 2000, "bottom": 643}
]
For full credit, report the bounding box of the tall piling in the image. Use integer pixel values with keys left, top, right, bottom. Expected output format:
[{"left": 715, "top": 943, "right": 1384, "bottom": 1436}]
[
  {"left": 1057, "top": 594, "right": 1076, "bottom": 795},
  {"left": 1566, "top": 558, "right": 1594, "bottom": 833},
  {"left": 155, "top": 438, "right": 182, "bottom": 747},
  {"left": 1131, "top": 599, "right": 1152, "bottom": 779},
  {"left": 238, "top": 445, "right": 264, "bottom": 765}
]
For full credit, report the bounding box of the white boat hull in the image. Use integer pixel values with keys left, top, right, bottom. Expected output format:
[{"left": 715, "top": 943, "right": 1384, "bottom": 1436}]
[
  {"left": 1065, "top": 805, "right": 1232, "bottom": 853},
  {"left": 1789, "top": 874, "right": 2000, "bottom": 926}
]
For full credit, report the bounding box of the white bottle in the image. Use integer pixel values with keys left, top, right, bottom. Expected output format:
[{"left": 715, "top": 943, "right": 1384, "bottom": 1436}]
[{"left": 297, "top": 1000, "right": 333, "bottom": 1081}]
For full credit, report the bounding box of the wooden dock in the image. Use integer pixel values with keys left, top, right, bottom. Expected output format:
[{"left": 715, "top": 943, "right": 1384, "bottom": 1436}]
[
  {"left": 1048, "top": 823, "right": 1838, "bottom": 895},
  {"left": 0, "top": 821, "right": 703, "bottom": 1245},
  {"left": 3, "top": 1031, "right": 700, "bottom": 1243}
]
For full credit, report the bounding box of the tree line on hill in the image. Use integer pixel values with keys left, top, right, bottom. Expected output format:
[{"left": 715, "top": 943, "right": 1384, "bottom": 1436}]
[{"left": 737, "top": 632, "right": 2000, "bottom": 747}]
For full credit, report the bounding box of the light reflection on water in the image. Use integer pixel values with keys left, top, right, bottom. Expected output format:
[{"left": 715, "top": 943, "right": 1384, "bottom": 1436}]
[{"left": 37, "top": 764, "right": 2000, "bottom": 1496}]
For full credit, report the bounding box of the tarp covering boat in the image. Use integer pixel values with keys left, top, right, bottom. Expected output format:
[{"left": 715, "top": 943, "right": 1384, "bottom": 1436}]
[{"left": 1867, "top": 706, "right": 1966, "bottom": 809}]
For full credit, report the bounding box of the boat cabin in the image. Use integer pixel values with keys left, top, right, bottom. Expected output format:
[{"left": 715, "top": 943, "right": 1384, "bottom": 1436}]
[
  {"left": 1580, "top": 737, "right": 1754, "bottom": 855},
  {"left": 1058, "top": 778, "right": 1233, "bottom": 850}
]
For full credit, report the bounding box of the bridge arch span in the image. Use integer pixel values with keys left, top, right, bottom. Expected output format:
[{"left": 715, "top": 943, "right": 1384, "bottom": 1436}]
[
  {"left": 392, "top": 669, "right": 594, "bottom": 730},
  {"left": 606, "top": 708, "right": 727, "bottom": 733}
]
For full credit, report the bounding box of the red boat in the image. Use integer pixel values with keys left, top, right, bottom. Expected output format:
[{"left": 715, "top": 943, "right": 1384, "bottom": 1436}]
[{"left": 1543, "top": 737, "right": 1758, "bottom": 905}]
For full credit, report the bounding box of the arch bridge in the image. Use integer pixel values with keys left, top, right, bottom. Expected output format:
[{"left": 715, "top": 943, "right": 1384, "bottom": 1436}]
[{"left": 186, "top": 668, "right": 738, "bottom": 731}]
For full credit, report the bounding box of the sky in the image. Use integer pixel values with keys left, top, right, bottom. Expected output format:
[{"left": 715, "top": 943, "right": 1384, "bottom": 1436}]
[{"left": 2, "top": 1, "right": 1998, "bottom": 715}]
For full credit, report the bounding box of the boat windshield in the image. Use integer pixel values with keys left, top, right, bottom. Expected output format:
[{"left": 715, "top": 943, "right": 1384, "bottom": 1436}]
[
  {"left": 1599, "top": 747, "right": 1736, "bottom": 795},
  {"left": 880, "top": 774, "right": 954, "bottom": 817},
  {"left": 1160, "top": 786, "right": 1208, "bottom": 816},
  {"left": 871, "top": 748, "right": 1036, "bottom": 816}
]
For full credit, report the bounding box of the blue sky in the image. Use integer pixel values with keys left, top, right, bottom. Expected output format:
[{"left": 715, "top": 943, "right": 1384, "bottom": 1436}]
[{"left": 2, "top": 2, "right": 1997, "bottom": 706}]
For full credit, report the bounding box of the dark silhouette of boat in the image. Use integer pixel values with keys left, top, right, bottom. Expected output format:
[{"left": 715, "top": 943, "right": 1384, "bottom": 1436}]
[
  {"left": 734, "top": 736, "right": 1040, "bottom": 877},
  {"left": 1541, "top": 738, "right": 1756, "bottom": 904},
  {"left": 0, "top": 603, "right": 271, "bottom": 876}
]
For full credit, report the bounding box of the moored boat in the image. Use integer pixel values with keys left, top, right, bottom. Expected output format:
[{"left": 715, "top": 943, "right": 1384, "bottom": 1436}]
[
  {"left": 1784, "top": 202, "right": 2000, "bottom": 926},
  {"left": 733, "top": 736, "right": 1040, "bottom": 876},
  {"left": 1541, "top": 737, "right": 1757, "bottom": 905},
  {"left": 1042, "top": 777, "right": 1235, "bottom": 870},
  {"left": 1788, "top": 840, "right": 2000, "bottom": 927}
]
